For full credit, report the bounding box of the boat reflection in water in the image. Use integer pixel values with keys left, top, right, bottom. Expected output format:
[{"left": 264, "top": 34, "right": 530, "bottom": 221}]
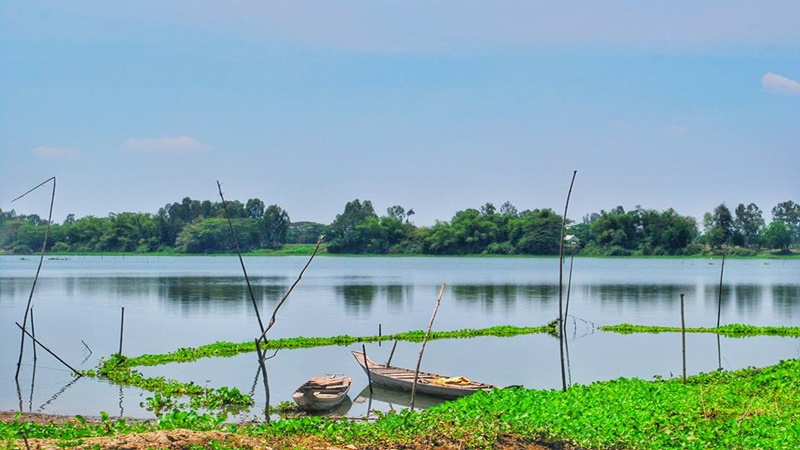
[{"left": 353, "top": 384, "right": 445, "bottom": 411}]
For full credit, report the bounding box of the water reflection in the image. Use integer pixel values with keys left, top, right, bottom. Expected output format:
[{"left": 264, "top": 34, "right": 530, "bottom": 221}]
[
  {"left": 451, "top": 284, "right": 559, "bottom": 302},
  {"left": 353, "top": 384, "right": 443, "bottom": 411},
  {"left": 336, "top": 285, "right": 377, "bottom": 315},
  {"left": 588, "top": 284, "right": 694, "bottom": 304},
  {"left": 3, "top": 256, "right": 800, "bottom": 419},
  {"left": 156, "top": 277, "right": 289, "bottom": 304},
  {"left": 773, "top": 284, "right": 800, "bottom": 319},
  {"left": 734, "top": 284, "right": 762, "bottom": 317},
  {"left": 703, "top": 284, "right": 733, "bottom": 304}
]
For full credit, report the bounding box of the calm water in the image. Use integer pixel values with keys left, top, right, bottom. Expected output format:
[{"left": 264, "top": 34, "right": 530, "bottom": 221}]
[{"left": 1, "top": 255, "right": 798, "bottom": 420}]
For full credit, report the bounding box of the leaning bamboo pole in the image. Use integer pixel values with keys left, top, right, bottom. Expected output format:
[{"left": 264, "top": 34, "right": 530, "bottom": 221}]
[
  {"left": 716, "top": 249, "right": 727, "bottom": 369},
  {"left": 410, "top": 283, "right": 446, "bottom": 410},
  {"left": 217, "top": 181, "right": 265, "bottom": 336},
  {"left": 13, "top": 177, "right": 56, "bottom": 381},
  {"left": 558, "top": 170, "right": 577, "bottom": 392},
  {"left": 256, "top": 236, "right": 324, "bottom": 342}
]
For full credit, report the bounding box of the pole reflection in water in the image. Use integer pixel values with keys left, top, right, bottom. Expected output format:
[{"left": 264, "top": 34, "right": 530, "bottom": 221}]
[{"left": 38, "top": 377, "right": 81, "bottom": 412}]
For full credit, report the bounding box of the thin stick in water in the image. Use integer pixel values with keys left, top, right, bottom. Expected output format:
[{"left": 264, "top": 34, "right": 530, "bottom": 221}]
[
  {"left": 217, "top": 181, "right": 265, "bottom": 335},
  {"left": 680, "top": 293, "right": 687, "bottom": 382},
  {"left": 410, "top": 282, "right": 446, "bottom": 410},
  {"left": 558, "top": 170, "right": 577, "bottom": 392},
  {"left": 387, "top": 340, "right": 399, "bottom": 366},
  {"left": 257, "top": 236, "right": 324, "bottom": 342},
  {"left": 254, "top": 339, "right": 270, "bottom": 424},
  {"left": 716, "top": 249, "right": 726, "bottom": 328},
  {"left": 30, "top": 307, "right": 37, "bottom": 364},
  {"left": 15, "top": 322, "right": 82, "bottom": 377},
  {"left": 118, "top": 306, "right": 125, "bottom": 356},
  {"left": 716, "top": 249, "right": 726, "bottom": 370},
  {"left": 362, "top": 344, "right": 373, "bottom": 395},
  {"left": 14, "top": 177, "right": 56, "bottom": 381}
]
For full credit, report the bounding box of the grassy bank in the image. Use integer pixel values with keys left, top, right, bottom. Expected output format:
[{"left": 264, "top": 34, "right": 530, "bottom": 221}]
[{"left": 4, "top": 358, "right": 799, "bottom": 449}]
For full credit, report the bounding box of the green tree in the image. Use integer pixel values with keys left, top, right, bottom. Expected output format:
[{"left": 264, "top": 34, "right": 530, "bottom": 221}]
[
  {"left": 176, "top": 218, "right": 260, "bottom": 253},
  {"left": 425, "top": 208, "right": 500, "bottom": 254},
  {"left": 245, "top": 198, "right": 266, "bottom": 220},
  {"left": 287, "top": 221, "right": 326, "bottom": 244},
  {"left": 771, "top": 200, "right": 800, "bottom": 247},
  {"left": 509, "top": 208, "right": 562, "bottom": 254},
  {"left": 379, "top": 205, "right": 417, "bottom": 253},
  {"left": 588, "top": 206, "right": 640, "bottom": 251},
  {"left": 326, "top": 199, "right": 379, "bottom": 253},
  {"left": 260, "top": 205, "right": 290, "bottom": 249},
  {"left": 762, "top": 221, "right": 793, "bottom": 251},
  {"left": 639, "top": 208, "right": 698, "bottom": 255},
  {"left": 703, "top": 203, "right": 734, "bottom": 248},
  {"left": 733, "top": 203, "right": 765, "bottom": 248}
]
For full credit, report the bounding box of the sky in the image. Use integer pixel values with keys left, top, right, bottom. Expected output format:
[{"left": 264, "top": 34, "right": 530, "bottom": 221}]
[{"left": 1, "top": 1, "right": 798, "bottom": 227}]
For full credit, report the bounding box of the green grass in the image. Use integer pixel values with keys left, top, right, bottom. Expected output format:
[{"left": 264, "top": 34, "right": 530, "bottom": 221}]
[{"left": 5, "top": 359, "right": 800, "bottom": 449}]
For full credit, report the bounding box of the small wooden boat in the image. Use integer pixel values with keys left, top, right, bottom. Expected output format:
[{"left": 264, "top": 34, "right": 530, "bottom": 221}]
[
  {"left": 292, "top": 375, "right": 352, "bottom": 412},
  {"left": 351, "top": 350, "right": 495, "bottom": 400}
]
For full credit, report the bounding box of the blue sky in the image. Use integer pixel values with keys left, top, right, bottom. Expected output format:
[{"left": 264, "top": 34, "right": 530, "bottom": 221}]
[{"left": 2, "top": 1, "right": 798, "bottom": 226}]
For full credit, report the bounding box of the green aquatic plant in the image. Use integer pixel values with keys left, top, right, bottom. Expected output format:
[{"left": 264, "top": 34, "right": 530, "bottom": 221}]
[
  {"left": 4, "top": 359, "right": 800, "bottom": 448},
  {"left": 84, "top": 323, "right": 557, "bottom": 417},
  {"left": 601, "top": 323, "right": 800, "bottom": 338},
  {"left": 141, "top": 392, "right": 182, "bottom": 417}
]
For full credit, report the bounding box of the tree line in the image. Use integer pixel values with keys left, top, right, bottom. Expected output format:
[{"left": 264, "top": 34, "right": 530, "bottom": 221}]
[{"left": 1, "top": 197, "right": 798, "bottom": 256}]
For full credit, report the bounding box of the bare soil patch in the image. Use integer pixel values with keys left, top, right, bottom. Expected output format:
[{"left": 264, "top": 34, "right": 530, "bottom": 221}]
[{"left": 3, "top": 411, "right": 571, "bottom": 449}]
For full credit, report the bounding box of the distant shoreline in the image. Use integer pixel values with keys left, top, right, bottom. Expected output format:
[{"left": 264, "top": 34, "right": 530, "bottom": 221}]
[{"left": 4, "top": 250, "right": 798, "bottom": 259}]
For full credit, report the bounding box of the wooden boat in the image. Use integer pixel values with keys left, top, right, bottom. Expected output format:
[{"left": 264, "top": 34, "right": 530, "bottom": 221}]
[
  {"left": 351, "top": 350, "right": 495, "bottom": 400},
  {"left": 292, "top": 375, "right": 352, "bottom": 412}
]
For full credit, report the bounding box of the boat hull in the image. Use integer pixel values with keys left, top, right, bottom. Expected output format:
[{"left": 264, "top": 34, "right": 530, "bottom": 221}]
[
  {"left": 351, "top": 350, "right": 494, "bottom": 400},
  {"left": 292, "top": 376, "right": 352, "bottom": 412}
]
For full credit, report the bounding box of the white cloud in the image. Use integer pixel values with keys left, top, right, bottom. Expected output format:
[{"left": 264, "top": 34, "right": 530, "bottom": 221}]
[
  {"left": 762, "top": 72, "right": 800, "bottom": 95},
  {"left": 125, "top": 136, "right": 211, "bottom": 153},
  {"left": 33, "top": 146, "right": 78, "bottom": 158}
]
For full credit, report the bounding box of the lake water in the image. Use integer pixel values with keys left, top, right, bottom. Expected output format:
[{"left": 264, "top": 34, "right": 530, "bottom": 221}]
[{"left": 1, "top": 255, "right": 798, "bottom": 420}]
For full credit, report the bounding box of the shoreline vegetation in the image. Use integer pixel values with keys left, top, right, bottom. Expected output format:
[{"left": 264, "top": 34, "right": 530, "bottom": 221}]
[
  {"left": 3, "top": 322, "right": 799, "bottom": 449},
  {"left": 5, "top": 245, "right": 800, "bottom": 259},
  {"left": 2, "top": 198, "right": 799, "bottom": 257}
]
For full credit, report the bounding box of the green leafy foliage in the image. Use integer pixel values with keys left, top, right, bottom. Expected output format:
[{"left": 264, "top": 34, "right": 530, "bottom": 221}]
[
  {"left": 7, "top": 351, "right": 800, "bottom": 449},
  {"left": 83, "top": 323, "right": 556, "bottom": 418},
  {"left": 601, "top": 323, "right": 800, "bottom": 338}
]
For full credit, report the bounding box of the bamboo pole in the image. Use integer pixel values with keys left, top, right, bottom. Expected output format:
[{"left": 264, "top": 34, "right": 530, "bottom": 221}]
[
  {"left": 362, "top": 344, "right": 373, "bottom": 395},
  {"left": 564, "top": 248, "right": 576, "bottom": 324},
  {"left": 15, "top": 322, "right": 82, "bottom": 377},
  {"left": 118, "top": 306, "right": 125, "bottom": 356},
  {"left": 716, "top": 249, "right": 726, "bottom": 370},
  {"left": 558, "top": 170, "right": 577, "bottom": 392},
  {"left": 254, "top": 339, "right": 270, "bottom": 424},
  {"left": 716, "top": 249, "right": 726, "bottom": 328},
  {"left": 30, "top": 308, "right": 37, "bottom": 364},
  {"left": 217, "top": 181, "right": 266, "bottom": 335},
  {"left": 680, "top": 293, "right": 687, "bottom": 382},
  {"left": 256, "top": 236, "right": 324, "bottom": 342},
  {"left": 410, "top": 283, "right": 446, "bottom": 410},
  {"left": 16, "top": 378, "right": 23, "bottom": 412},
  {"left": 387, "top": 340, "right": 399, "bottom": 366},
  {"left": 14, "top": 177, "right": 56, "bottom": 381}
]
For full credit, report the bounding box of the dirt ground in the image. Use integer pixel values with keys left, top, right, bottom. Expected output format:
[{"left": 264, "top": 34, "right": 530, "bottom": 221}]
[{"left": 1, "top": 411, "right": 569, "bottom": 450}]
